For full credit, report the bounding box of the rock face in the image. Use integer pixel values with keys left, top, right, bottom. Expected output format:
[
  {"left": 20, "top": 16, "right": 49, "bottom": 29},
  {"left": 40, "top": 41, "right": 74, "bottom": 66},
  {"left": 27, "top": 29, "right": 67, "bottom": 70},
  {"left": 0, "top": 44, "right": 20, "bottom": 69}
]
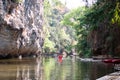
[
  {"left": 89, "top": 25, "right": 120, "bottom": 57},
  {"left": 0, "top": 0, "right": 44, "bottom": 58}
]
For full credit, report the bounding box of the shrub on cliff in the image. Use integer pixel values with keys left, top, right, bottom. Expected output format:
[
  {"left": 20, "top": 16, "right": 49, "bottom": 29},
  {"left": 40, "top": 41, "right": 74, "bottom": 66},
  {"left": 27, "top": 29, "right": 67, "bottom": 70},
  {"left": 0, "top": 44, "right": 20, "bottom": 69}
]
[{"left": 11, "top": 0, "right": 22, "bottom": 3}]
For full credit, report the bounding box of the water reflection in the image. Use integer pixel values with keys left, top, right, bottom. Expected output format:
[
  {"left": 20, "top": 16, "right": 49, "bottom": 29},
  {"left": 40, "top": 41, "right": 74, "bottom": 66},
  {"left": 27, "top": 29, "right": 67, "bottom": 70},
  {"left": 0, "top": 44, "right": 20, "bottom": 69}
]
[
  {"left": 43, "top": 57, "right": 114, "bottom": 80},
  {"left": 0, "top": 57, "right": 43, "bottom": 80},
  {"left": 0, "top": 57, "right": 115, "bottom": 80}
]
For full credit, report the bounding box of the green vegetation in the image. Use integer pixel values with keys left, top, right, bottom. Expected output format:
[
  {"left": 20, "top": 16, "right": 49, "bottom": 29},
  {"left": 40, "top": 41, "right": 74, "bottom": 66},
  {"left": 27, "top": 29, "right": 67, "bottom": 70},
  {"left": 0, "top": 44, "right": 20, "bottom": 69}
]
[
  {"left": 43, "top": 0, "right": 76, "bottom": 53},
  {"left": 112, "top": 2, "right": 120, "bottom": 25},
  {"left": 11, "top": 0, "right": 22, "bottom": 3},
  {"left": 43, "top": 0, "right": 120, "bottom": 57},
  {"left": 62, "top": 7, "right": 91, "bottom": 57},
  {"left": 77, "top": 0, "right": 120, "bottom": 57},
  {"left": 61, "top": 0, "right": 120, "bottom": 57}
]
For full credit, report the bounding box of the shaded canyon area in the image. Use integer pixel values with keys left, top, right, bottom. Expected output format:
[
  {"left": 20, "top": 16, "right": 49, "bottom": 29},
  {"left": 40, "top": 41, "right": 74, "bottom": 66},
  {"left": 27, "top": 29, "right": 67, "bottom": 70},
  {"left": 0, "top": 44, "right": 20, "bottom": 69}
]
[{"left": 89, "top": 24, "right": 120, "bottom": 57}]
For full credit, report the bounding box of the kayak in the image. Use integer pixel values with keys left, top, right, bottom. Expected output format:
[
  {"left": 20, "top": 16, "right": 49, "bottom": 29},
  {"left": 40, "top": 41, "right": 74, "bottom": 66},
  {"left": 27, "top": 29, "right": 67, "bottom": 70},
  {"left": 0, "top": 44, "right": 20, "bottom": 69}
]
[
  {"left": 112, "top": 59, "right": 120, "bottom": 64},
  {"left": 102, "top": 59, "right": 113, "bottom": 63},
  {"left": 103, "top": 59, "right": 120, "bottom": 64}
]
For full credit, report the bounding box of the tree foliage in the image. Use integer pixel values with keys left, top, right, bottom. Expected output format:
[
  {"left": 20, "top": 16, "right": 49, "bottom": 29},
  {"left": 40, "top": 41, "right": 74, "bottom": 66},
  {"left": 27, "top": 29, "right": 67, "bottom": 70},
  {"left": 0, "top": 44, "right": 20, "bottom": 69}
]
[
  {"left": 62, "top": 0, "right": 120, "bottom": 57},
  {"left": 11, "top": 0, "right": 22, "bottom": 3},
  {"left": 43, "top": 0, "right": 120, "bottom": 56},
  {"left": 78, "top": 0, "right": 120, "bottom": 57},
  {"left": 112, "top": 2, "right": 120, "bottom": 25},
  {"left": 62, "top": 7, "right": 91, "bottom": 57},
  {"left": 43, "top": 0, "right": 76, "bottom": 53}
]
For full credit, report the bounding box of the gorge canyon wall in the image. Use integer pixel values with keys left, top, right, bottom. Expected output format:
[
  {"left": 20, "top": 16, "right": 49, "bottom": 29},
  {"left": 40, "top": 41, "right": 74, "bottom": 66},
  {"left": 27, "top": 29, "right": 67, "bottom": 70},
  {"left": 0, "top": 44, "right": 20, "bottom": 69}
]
[{"left": 0, "top": 0, "right": 44, "bottom": 58}]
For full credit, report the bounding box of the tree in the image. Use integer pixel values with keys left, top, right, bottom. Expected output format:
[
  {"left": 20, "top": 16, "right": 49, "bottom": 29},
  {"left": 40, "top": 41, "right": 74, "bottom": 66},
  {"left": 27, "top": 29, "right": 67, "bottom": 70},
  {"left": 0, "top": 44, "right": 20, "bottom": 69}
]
[
  {"left": 77, "top": 0, "right": 120, "bottom": 57},
  {"left": 62, "top": 7, "right": 91, "bottom": 57},
  {"left": 62, "top": 0, "right": 120, "bottom": 57},
  {"left": 43, "top": 0, "right": 74, "bottom": 53}
]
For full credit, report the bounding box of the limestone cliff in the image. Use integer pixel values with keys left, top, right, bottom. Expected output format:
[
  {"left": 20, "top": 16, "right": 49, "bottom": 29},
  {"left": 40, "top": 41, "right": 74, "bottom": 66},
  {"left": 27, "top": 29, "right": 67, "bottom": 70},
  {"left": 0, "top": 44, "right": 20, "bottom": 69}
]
[
  {"left": 0, "top": 0, "right": 44, "bottom": 58},
  {"left": 89, "top": 25, "right": 120, "bottom": 57}
]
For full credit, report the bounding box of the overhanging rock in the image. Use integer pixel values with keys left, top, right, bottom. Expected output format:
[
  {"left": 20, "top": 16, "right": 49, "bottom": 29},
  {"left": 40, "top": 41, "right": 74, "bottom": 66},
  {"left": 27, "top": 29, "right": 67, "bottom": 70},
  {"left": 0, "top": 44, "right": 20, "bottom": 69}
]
[{"left": 0, "top": 0, "right": 44, "bottom": 58}]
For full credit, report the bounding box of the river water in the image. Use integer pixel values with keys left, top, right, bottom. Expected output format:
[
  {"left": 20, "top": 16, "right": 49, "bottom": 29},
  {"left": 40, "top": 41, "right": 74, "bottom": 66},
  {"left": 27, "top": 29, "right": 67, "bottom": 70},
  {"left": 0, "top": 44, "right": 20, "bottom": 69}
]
[{"left": 0, "top": 57, "right": 115, "bottom": 80}]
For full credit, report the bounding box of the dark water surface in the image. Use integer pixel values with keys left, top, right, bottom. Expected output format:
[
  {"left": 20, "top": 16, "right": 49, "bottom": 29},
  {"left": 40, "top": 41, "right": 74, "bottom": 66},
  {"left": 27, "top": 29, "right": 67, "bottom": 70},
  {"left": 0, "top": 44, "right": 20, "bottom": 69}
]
[{"left": 0, "top": 57, "right": 115, "bottom": 80}]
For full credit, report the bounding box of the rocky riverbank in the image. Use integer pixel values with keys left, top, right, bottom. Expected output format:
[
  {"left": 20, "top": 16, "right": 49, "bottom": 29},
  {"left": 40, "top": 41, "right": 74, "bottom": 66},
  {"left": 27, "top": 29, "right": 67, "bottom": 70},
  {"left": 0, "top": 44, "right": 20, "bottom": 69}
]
[{"left": 97, "top": 71, "right": 120, "bottom": 80}]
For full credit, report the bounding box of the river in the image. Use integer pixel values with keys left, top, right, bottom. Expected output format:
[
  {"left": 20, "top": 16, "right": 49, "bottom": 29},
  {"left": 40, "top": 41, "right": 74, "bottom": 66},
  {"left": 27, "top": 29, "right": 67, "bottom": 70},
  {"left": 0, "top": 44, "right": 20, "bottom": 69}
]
[{"left": 0, "top": 56, "right": 115, "bottom": 80}]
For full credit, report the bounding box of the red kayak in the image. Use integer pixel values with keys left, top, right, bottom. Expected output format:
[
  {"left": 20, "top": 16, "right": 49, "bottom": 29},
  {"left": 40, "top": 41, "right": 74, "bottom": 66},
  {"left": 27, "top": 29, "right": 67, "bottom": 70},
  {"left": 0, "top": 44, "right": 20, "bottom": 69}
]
[
  {"left": 112, "top": 59, "right": 120, "bottom": 64},
  {"left": 103, "top": 59, "right": 113, "bottom": 63},
  {"left": 103, "top": 59, "right": 120, "bottom": 64}
]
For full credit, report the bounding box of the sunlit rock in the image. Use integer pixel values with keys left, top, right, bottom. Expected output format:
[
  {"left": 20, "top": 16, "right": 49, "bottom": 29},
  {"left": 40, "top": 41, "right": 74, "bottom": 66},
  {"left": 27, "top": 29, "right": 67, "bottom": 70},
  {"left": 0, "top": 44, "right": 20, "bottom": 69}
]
[{"left": 0, "top": 0, "right": 44, "bottom": 58}]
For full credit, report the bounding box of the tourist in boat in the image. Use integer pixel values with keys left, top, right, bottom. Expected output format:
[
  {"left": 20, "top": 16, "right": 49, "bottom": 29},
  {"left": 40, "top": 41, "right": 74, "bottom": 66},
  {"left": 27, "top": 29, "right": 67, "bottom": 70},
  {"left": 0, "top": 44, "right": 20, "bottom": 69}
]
[{"left": 58, "top": 54, "right": 63, "bottom": 63}]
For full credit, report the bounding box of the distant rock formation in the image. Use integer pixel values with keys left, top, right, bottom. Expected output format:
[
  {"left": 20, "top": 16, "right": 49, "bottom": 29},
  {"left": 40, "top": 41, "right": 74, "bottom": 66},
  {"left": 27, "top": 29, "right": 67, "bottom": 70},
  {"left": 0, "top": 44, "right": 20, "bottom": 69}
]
[{"left": 0, "top": 0, "right": 44, "bottom": 58}]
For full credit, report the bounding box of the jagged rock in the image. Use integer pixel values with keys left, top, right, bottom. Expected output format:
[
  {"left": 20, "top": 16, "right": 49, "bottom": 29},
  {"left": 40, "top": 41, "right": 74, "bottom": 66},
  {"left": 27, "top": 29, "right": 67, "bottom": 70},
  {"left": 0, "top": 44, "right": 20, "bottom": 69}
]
[{"left": 0, "top": 0, "right": 44, "bottom": 58}]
